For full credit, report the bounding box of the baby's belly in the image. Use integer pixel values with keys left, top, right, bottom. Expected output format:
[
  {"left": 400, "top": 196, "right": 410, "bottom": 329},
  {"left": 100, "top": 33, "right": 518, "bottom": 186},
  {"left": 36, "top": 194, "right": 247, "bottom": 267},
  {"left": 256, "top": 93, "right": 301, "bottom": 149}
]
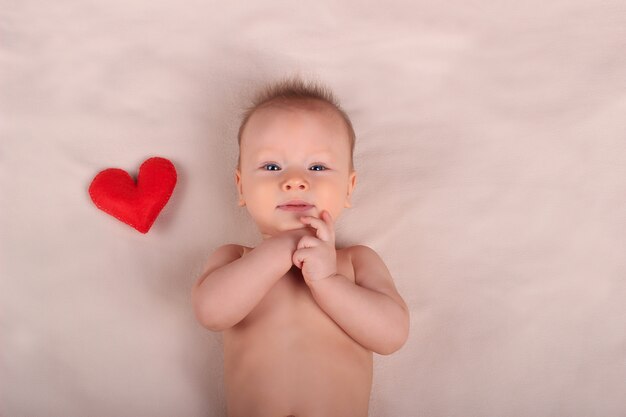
[{"left": 223, "top": 270, "right": 373, "bottom": 417}]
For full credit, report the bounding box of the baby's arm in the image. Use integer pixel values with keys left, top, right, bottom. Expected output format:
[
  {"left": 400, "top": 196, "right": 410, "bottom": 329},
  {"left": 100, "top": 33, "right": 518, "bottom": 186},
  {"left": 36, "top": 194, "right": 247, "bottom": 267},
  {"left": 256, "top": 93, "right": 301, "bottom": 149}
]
[
  {"left": 307, "top": 245, "right": 410, "bottom": 355},
  {"left": 191, "top": 230, "right": 308, "bottom": 331}
]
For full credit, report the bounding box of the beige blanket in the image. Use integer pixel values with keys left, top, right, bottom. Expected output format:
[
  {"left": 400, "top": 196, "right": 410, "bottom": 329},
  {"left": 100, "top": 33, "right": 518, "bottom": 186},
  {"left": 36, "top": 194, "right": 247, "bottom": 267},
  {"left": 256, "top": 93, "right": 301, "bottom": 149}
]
[{"left": 2, "top": 0, "right": 625, "bottom": 415}]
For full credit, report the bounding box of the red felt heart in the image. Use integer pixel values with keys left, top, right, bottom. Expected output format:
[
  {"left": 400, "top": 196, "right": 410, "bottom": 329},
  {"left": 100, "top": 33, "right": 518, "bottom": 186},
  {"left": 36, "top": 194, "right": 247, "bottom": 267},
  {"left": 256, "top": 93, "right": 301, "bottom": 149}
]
[{"left": 89, "top": 157, "right": 177, "bottom": 234}]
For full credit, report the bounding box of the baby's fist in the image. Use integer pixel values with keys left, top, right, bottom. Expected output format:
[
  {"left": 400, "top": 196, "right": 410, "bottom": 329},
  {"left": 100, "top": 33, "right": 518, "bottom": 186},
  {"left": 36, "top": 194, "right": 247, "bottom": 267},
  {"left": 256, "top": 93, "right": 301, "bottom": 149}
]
[{"left": 275, "top": 226, "right": 317, "bottom": 253}]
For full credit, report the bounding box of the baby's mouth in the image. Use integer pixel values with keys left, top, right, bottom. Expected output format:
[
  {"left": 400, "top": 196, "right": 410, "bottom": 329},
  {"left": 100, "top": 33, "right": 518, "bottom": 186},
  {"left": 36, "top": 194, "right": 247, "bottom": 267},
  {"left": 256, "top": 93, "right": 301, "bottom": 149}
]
[
  {"left": 278, "top": 204, "right": 314, "bottom": 212},
  {"left": 277, "top": 199, "right": 314, "bottom": 210}
]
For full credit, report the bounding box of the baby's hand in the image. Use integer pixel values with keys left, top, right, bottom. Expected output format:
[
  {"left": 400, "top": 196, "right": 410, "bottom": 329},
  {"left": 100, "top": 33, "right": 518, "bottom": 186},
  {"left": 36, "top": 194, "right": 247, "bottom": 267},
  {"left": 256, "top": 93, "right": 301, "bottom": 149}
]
[
  {"left": 274, "top": 226, "right": 317, "bottom": 253},
  {"left": 293, "top": 210, "right": 337, "bottom": 284}
]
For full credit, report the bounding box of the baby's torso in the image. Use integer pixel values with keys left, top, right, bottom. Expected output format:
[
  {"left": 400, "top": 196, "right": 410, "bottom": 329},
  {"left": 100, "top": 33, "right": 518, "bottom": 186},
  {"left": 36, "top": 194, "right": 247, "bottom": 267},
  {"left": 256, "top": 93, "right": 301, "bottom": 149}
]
[{"left": 222, "top": 245, "right": 373, "bottom": 417}]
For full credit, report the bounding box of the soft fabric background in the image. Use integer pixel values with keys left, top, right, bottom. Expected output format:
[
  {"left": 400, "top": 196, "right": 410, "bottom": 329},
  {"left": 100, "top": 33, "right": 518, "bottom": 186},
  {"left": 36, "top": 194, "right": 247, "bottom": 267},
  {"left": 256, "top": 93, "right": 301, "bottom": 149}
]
[{"left": 1, "top": 1, "right": 625, "bottom": 416}]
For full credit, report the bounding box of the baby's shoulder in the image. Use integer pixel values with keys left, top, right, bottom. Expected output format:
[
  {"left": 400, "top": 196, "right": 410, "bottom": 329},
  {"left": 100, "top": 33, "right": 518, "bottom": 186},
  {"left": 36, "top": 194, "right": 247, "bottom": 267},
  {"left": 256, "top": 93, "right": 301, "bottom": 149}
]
[
  {"left": 209, "top": 243, "right": 246, "bottom": 260},
  {"left": 340, "top": 244, "right": 373, "bottom": 251},
  {"left": 200, "top": 243, "right": 245, "bottom": 276},
  {"left": 343, "top": 244, "right": 381, "bottom": 263},
  {"left": 338, "top": 244, "right": 371, "bottom": 261}
]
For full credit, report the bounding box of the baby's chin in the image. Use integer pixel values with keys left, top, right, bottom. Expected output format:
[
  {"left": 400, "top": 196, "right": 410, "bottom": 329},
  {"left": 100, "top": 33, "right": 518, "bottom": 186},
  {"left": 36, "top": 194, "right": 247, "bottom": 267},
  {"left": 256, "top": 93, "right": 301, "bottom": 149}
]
[
  {"left": 260, "top": 221, "right": 307, "bottom": 236},
  {"left": 281, "top": 223, "right": 309, "bottom": 232}
]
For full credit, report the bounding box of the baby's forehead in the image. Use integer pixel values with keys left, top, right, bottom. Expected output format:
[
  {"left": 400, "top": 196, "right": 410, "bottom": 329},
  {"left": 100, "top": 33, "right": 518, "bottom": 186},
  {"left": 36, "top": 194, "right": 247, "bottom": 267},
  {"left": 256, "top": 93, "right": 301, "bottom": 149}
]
[
  {"left": 245, "top": 101, "right": 346, "bottom": 139},
  {"left": 240, "top": 99, "right": 351, "bottom": 154}
]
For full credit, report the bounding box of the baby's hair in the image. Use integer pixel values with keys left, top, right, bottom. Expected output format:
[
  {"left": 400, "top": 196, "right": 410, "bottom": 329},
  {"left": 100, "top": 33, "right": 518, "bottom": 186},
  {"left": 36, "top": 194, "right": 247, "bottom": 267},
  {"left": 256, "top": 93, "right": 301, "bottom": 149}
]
[{"left": 236, "top": 75, "right": 356, "bottom": 171}]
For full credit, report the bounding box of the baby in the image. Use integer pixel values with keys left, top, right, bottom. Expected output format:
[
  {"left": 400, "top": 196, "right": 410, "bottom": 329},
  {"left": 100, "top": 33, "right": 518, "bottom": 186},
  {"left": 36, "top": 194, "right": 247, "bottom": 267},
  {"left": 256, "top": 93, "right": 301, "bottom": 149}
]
[{"left": 192, "top": 77, "right": 410, "bottom": 417}]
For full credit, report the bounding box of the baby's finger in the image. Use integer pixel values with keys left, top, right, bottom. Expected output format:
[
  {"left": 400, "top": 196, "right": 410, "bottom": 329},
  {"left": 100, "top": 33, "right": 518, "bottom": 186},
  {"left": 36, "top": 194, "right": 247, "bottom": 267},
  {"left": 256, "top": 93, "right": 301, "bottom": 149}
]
[
  {"left": 293, "top": 247, "right": 314, "bottom": 269},
  {"left": 296, "top": 235, "right": 320, "bottom": 250},
  {"left": 299, "top": 215, "right": 331, "bottom": 242},
  {"left": 319, "top": 210, "right": 335, "bottom": 240},
  {"left": 322, "top": 210, "right": 334, "bottom": 228}
]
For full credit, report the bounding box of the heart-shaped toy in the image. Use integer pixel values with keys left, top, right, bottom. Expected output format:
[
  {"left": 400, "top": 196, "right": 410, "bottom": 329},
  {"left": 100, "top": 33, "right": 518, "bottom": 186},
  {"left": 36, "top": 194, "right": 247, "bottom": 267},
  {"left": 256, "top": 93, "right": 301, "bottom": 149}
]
[{"left": 89, "top": 157, "right": 177, "bottom": 233}]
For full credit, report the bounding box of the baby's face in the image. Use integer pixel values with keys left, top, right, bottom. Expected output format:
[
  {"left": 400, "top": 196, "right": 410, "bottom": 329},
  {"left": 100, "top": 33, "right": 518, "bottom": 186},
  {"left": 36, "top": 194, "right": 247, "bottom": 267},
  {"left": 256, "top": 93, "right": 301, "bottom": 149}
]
[{"left": 235, "top": 102, "right": 356, "bottom": 239}]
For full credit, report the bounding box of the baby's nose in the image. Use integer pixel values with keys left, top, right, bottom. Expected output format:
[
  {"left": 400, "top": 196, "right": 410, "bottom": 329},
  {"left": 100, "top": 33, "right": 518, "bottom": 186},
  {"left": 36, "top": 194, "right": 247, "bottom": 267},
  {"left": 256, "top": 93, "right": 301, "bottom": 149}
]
[{"left": 282, "top": 178, "right": 308, "bottom": 191}]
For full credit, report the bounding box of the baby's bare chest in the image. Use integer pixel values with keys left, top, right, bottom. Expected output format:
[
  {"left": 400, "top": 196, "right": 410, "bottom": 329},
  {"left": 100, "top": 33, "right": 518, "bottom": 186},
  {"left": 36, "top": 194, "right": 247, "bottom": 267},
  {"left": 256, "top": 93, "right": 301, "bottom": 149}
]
[
  {"left": 222, "top": 248, "right": 372, "bottom": 416},
  {"left": 226, "top": 247, "right": 356, "bottom": 343}
]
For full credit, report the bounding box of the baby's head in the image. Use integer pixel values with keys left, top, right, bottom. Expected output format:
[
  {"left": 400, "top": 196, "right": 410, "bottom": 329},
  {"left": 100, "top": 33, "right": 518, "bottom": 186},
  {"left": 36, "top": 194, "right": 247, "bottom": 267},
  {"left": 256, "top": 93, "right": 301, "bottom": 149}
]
[{"left": 235, "top": 76, "right": 357, "bottom": 239}]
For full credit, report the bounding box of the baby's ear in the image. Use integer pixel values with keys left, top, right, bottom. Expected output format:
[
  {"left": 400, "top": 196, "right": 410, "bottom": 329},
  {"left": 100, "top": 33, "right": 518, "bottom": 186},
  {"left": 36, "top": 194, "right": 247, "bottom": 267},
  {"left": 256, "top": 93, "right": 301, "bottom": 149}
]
[
  {"left": 349, "top": 171, "right": 357, "bottom": 191},
  {"left": 344, "top": 171, "right": 357, "bottom": 207},
  {"left": 234, "top": 170, "right": 245, "bottom": 206}
]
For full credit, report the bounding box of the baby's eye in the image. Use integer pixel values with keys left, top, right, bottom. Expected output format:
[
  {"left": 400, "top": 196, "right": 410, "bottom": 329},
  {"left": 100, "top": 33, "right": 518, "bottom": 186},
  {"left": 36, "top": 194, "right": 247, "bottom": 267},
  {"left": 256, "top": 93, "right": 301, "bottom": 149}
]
[
  {"left": 262, "top": 163, "right": 280, "bottom": 171},
  {"left": 262, "top": 163, "right": 327, "bottom": 171}
]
